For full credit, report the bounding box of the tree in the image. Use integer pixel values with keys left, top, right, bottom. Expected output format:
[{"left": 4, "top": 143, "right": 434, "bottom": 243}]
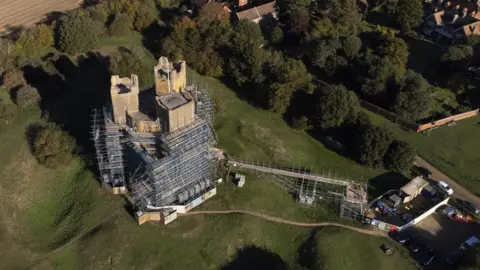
[
  {"left": 395, "top": 0, "right": 424, "bottom": 34},
  {"left": 392, "top": 70, "right": 430, "bottom": 120},
  {"left": 1, "top": 69, "right": 25, "bottom": 89},
  {"left": 378, "top": 37, "right": 409, "bottom": 81},
  {"left": 269, "top": 26, "right": 284, "bottom": 44},
  {"left": 458, "top": 245, "right": 480, "bottom": 270},
  {"left": 133, "top": 0, "right": 158, "bottom": 31},
  {"left": 57, "top": 12, "right": 106, "bottom": 55},
  {"left": 15, "top": 24, "right": 54, "bottom": 57},
  {"left": 286, "top": 7, "right": 310, "bottom": 37},
  {"left": 313, "top": 84, "right": 359, "bottom": 129},
  {"left": 308, "top": 38, "right": 341, "bottom": 68},
  {"left": 109, "top": 48, "right": 153, "bottom": 89},
  {"left": 15, "top": 85, "right": 40, "bottom": 109},
  {"left": 440, "top": 45, "right": 473, "bottom": 73},
  {"left": 355, "top": 124, "right": 393, "bottom": 167},
  {"left": 340, "top": 36, "right": 362, "bottom": 59},
  {"left": 227, "top": 20, "right": 267, "bottom": 86},
  {"left": 313, "top": 0, "right": 362, "bottom": 36},
  {"left": 33, "top": 124, "right": 76, "bottom": 168},
  {"left": 264, "top": 54, "right": 312, "bottom": 113},
  {"left": 107, "top": 0, "right": 140, "bottom": 17},
  {"left": 357, "top": 53, "right": 395, "bottom": 97},
  {"left": 384, "top": 140, "right": 415, "bottom": 172},
  {"left": 109, "top": 13, "right": 134, "bottom": 37}
]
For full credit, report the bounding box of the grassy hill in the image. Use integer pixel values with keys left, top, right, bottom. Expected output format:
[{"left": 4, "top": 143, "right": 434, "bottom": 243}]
[
  {"left": 368, "top": 110, "right": 480, "bottom": 196},
  {"left": 0, "top": 48, "right": 416, "bottom": 269}
]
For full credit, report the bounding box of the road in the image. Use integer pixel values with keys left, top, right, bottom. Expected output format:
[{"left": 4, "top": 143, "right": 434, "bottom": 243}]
[
  {"left": 180, "top": 209, "right": 386, "bottom": 237},
  {"left": 415, "top": 156, "right": 480, "bottom": 206}
]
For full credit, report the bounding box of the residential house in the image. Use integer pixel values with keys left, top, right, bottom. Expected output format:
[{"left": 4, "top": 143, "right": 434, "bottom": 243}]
[
  {"left": 235, "top": 1, "right": 278, "bottom": 24},
  {"left": 424, "top": 0, "right": 480, "bottom": 42}
]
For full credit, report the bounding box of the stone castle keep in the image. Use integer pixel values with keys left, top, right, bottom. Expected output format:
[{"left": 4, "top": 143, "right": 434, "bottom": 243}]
[{"left": 92, "top": 57, "right": 219, "bottom": 225}]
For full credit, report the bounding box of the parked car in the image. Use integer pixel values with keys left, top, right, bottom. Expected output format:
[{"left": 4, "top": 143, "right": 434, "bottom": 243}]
[
  {"left": 459, "top": 200, "right": 480, "bottom": 215},
  {"left": 437, "top": 181, "right": 453, "bottom": 195},
  {"left": 418, "top": 248, "right": 436, "bottom": 266},
  {"left": 416, "top": 166, "right": 432, "bottom": 179},
  {"left": 446, "top": 249, "right": 464, "bottom": 265},
  {"left": 460, "top": 236, "right": 480, "bottom": 250}
]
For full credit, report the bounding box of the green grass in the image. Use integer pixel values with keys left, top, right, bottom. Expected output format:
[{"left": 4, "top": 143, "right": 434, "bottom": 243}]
[
  {"left": 369, "top": 110, "right": 480, "bottom": 196},
  {"left": 0, "top": 39, "right": 417, "bottom": 269},
  {"left": 189, "top": 70, "right": 382, "bottom": 182},
  {"left": 314, "top": 228, "right": 419, "bottom": 270}
]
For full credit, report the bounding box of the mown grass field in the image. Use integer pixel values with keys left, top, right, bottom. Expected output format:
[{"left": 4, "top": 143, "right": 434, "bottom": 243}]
[
  {"left": 0, "top": 36, "right": 418, "bottom": 269},
  {"left": 368, "top": 110, "right": 480, "bottom": 196}
]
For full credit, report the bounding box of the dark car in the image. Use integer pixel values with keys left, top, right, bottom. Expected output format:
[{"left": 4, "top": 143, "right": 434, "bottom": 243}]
[
  {"left": 416, "top": 167, "right": 432, "bottom": 179},
  {"left": 459, "top": 200, "right": 480, "bottom": 215},
  {"left": 446, "top": 249, "right": 464, "bottom": 265},
  {"left": 419, "top": 248, "right": 436, "bottom": 266}
]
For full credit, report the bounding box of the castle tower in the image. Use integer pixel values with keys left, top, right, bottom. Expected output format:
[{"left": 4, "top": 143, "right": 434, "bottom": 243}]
[
  {"left": 154, "top": 57, "right": 187, "bottom": 95},
  {"left": 110, "top": 74, "right": 139, "bottom": 124}
]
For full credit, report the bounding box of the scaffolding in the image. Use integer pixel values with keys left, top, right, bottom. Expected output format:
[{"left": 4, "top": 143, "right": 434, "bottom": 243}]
[
  {"left": 128, "top": 85, "right": 219, "bottom": 211},
  {"left": 228, "top": 158, "right": 368, "bottom": 220},
  {"left": 91, "top": 106, "right": 125, "bottom": 187}
]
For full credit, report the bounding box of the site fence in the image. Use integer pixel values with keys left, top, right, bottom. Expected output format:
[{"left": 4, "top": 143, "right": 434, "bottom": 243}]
[
  {"left": 359, "top": 100, "right": 419, "bottom": 131},
  {"left": 359, "top": 100, "right": 479, "bottom": 133}
]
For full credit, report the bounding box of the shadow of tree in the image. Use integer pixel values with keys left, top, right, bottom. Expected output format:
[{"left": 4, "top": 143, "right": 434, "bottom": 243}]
[
  {"left": 368, "top": 172, "right": 410, "bottom": 200},
  {"left": 297, "top": 228, "right": 320, "bottom": 270},
  {"left": 24, "top": 122, "right": 46, "bottom": 153},
  {"left": 221, "top": 245, "right": 288, "bottom": 270}
]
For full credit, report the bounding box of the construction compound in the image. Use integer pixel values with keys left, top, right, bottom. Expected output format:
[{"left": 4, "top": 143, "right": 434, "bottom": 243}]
[{"left": 92, "top": 57, "right": 369, "bottom": 225}]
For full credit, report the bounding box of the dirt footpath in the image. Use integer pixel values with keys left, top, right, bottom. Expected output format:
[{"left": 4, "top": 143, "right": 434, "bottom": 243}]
[{"left": 0, "top": 0, "right": 81, "bottom": 33}]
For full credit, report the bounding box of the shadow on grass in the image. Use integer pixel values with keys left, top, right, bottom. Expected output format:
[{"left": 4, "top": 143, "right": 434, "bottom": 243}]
[
  {"left": 221, "top": 245, "right": 288, "bottom": 270},
  {"left": 297, "top": 228, "right": 320, "bottom": 270},
  {"left": 24, "top": 122, "right": 45, "bottom": 153},
  {"left": 368, "top": 172, "right": 410, "bottom": 200}
]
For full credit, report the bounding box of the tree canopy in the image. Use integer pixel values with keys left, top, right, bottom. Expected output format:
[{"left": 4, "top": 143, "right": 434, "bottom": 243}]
[
  {"left": 355, "top": 124, "right": 393, "bottom": 167},
  {"left": 391, "top": 70, "right": 430, "bottom": 120},
  {"left": 384, "top": 140, "right": 415, "bottom": 172},
  {"left": 16, "top": 85, "right": 40, "bottom": 109},
  {"left": 33, "top": 124, "right": 76, "bottom": 168},
  {"left": 109, "top": 13, "right": 134, "bottom": 37},
  {"left": 378, "top": 37, "right": 409, "bottom": 81},
  {"left": 57, "top": 12, "right": 105, "bottom": 55},
  {"left": 394, "top": 0, "right": 424, "bottom": 34},
  {"left": 313, "top": 84, "right": 359, "bottom": 129}
]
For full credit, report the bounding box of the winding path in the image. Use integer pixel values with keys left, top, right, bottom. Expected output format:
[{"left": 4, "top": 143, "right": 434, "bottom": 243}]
[{"left": 180, "top": 210, "right": 386, "bottom": 237}]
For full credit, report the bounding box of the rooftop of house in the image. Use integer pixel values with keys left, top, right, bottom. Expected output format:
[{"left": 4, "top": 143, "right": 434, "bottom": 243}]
[
  {"left": 236, "top": 1, "right": 277, "bottom": 21},
  {"left": 426, "top": 0, "right": 480, "bottom": 33},
  {"left": 156, "top": 92, "right": 190, "bottom": 111},
  {"left": 400, "top": 176, "right": 429, "bottom": 196}
]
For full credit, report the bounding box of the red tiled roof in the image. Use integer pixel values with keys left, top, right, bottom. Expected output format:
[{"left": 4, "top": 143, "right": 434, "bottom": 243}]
[{"left": 236, "top": 1, "right": 277, "bottom": 21}]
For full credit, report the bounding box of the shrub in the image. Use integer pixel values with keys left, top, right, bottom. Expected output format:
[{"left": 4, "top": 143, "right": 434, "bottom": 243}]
[
  {"left": 0, "top": 102, "right": 16, "bottom": 120},
  {"left": 57, "top": 13, "right": 106, "bottom": 55},
  {"left": 33, "top": 124, "right": 76, "bottom": 168},
  {"left": 355, "top": 124, "right": 394, "bottom": 167},
  {"left": 16, "top": 85, "right": 41, "bottom": 109},
  {"left": 269, "top": 26, "right": 284, "bottom": 44},
  {"left": 384, "top": 140, "right": 415, "bottom": 172},
  {"left": 15, "top": 24, "right": 54, "bottom": 57},
  {"left": 134, "top": 0, "right": 158, "bottom": 31},
  {"left": 109, "top": 13, "right": 134, "bottom": 37},
  {"left": 1, "top": 69, "right": 25, "bottom": 89}
]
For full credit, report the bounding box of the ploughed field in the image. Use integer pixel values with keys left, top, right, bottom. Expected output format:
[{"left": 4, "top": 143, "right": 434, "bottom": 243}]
[{"left": 0, "top": 0, "right": 81, "bottom": 33}]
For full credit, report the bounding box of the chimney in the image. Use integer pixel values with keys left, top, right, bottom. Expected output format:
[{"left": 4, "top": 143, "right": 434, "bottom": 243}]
[
  {"left": 238, "top": 0, "right": 248, "bottom": 7},
  {"left": 453, "top": 14, "right": 459, "bottom": 22}
]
